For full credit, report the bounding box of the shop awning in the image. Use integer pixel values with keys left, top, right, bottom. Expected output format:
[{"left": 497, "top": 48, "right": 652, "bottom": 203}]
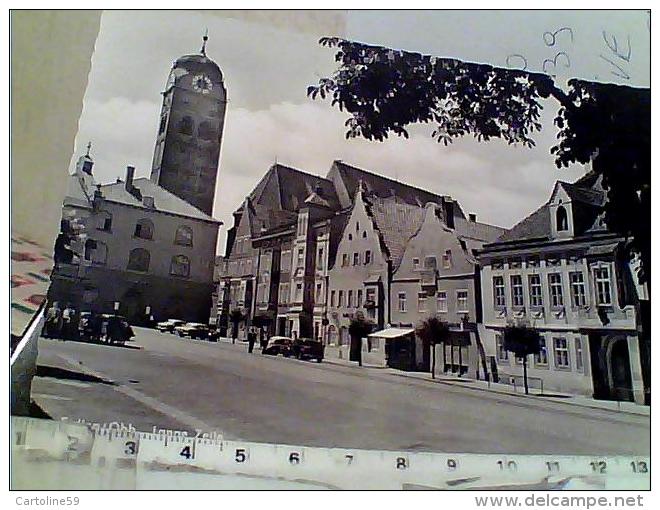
[{"left": 368, "top": 327, "right": 414, "bottom": 339}]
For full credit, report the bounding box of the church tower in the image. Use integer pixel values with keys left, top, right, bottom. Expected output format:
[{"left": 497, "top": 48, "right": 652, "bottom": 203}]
[{"left": 150, "top": 33, "right": 227, "bottom": 216}]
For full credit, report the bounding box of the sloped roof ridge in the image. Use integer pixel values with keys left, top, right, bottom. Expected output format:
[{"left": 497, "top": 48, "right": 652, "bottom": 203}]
[
  {"left": 274, "top": 163, "right": 334, "bottom": 183},
  {"left": 100, "top": 177, "right": 217, "bottom": 222},
  {"left": 332, "top": 159, "right": 447, "bottom": 201}
]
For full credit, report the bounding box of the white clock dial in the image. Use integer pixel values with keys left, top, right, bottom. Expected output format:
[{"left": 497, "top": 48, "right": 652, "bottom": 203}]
[{"left": 192, "top": 74, "right": 213, "bottom": 94}]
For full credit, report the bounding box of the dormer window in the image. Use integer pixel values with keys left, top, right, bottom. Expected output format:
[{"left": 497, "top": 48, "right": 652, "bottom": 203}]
[{"left": 556, "top": 205, "right": 569, "bottom": 231}]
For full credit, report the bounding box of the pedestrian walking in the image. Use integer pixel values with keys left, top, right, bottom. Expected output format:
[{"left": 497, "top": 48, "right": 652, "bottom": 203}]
[{"left": 247, "top": 329, "right": 256, "bottom": 353}]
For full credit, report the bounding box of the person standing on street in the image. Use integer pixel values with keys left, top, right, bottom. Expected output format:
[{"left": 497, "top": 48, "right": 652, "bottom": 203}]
[{"left": 247, "top": 328, "right": 256, "bottom": 353}]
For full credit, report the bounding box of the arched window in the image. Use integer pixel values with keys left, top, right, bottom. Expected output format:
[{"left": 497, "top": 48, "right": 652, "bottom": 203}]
[
  {"left": 174, "top": 225, "right": 193, "bottom": 246},
  {"left": 127, "top": 248, "right": 150, "bottom": 272},
  {"left": 170, "top": 255, "right": 191, "bottom": 277},
  {"left": 134, "top": 218, "right": 154, "bottom": 240},
  {"left": 556, "top": 205, "right": 569, "bottom": 231}
]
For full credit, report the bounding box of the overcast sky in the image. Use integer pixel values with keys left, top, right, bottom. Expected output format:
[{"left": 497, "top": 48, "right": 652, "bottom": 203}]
[{"left": 71, "top": 10, "right": 650, "bottom": 251}]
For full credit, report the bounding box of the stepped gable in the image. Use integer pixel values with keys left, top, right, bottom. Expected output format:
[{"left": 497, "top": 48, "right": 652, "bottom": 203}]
[{"left": 365, "top": 194, "right": 426, "bottom": 271}]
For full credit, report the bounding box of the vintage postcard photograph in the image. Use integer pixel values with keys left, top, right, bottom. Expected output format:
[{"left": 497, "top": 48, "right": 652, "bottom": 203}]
[{"left": 9, "top": 8, "right": 651, "bottom": 494}]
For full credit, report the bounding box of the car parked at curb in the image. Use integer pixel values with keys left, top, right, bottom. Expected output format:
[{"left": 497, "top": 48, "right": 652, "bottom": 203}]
[
  {"left": 263, "top": 336, "right": 293, "bottom": 357},
  {"left": 156, "top": 319, "right": 185, "bottom": 333},
  {"left": 174, "top": 322, "right": 210, "bottom": 339},
  {"left": 292, "top": 338, "right": 324, "bottom": 362}
]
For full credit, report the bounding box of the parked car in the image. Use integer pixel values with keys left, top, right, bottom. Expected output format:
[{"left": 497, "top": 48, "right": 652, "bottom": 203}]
[
  {"left": 292, "top": 338, "right": 324, "bottom": 362},
  {"left": 263, "top": 336, "right": 293, "bottom": 357},
  {"left": 174, "top": 322, "right": 210, "bottom": 339},
  {"left": 156, "top": 319, "right": 185, "bottom": 333},
  {"left": 104, "top": 315, "right": 134, "bottom": 345}
]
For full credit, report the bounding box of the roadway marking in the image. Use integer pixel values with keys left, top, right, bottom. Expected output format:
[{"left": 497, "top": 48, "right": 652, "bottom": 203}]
[{"left": 54, "top": 353, "right": 232, "bottom": 439}]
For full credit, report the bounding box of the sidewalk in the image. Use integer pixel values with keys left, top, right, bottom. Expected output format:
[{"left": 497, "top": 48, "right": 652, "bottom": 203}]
[
  {"left": 322, "top": 356, "right": 650, "bottom": 417},
  {"left": 211, "top": 336, "right": 649, "bottom": 417}
]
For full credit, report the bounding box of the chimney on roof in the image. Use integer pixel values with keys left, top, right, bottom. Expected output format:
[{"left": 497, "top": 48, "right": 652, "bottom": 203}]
[
  {"left": 125, "top": 166, "right": 135, "bottom": 191},
  {"left": 469, "top": 213, "right": 477, "bottom": 222},
  {"left": 443, "top": 198, "right": 455, "bottom": 229}
]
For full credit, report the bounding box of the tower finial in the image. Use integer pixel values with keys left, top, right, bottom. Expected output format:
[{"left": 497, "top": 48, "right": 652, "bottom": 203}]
[
  {"left": 201, "top": 28, "right": 208, "bottom": 56},
  {"left": 85, "top": 141, "right": 92, "bottom": 157}
]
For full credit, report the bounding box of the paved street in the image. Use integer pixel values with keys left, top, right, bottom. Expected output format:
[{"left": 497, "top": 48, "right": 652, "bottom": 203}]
[{"left": 32, "top": 328, "right": 649, "bottom": 456}]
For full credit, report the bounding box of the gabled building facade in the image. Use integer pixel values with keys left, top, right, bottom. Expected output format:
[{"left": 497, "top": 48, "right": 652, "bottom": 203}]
[
  {"left": 477, "top": 172, "right": 649, "bottom": 404},
  {"left": 217, "top": 163, "right": 341, "bottom": 340},
  {"left": 390, "top": 202, "right": 504, "bottom": 375},
  {"left": 217, "top": 160, "right": 481, "bottom": 347}
]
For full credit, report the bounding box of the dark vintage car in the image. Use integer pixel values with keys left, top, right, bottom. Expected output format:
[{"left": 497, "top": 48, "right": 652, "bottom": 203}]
[
  {"left": 103, "top": 315, "right": 135, "bottom": 345},
  {"left": 292, "top": 338, "right": 324, "bottom": 362},
  {"left": 263, "top": 336, "right": 293, "bottom": 357}
]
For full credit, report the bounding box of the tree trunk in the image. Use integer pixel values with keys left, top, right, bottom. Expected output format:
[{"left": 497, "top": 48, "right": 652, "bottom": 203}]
[
  {"left": 523, "top": 357, "right": 529, "bottom": 395},
  {"left": 431, "top": 341, "right": 436, "bottom": 379},
  {"left": 458, "top": 344, "right": 462, "bottom": 378},
  {"left": 450, "top": 337, "right": 455, "bottom": 374}
]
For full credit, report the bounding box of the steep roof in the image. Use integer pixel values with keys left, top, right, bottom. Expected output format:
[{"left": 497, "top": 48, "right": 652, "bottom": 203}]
[
  {"left": 494, "top": 171, "right": 604, "bottom": 244},
  {"left": 495, "top": 204, "right": 551, "bottom": 243},
  {"left": 327, "top": 160, "right": 455, "bottom": 210},
  {"left": 365, "top": 194, "right": 426, "bottom": 270},
  {"left": 454, "top": 216, "right": 506, "bottom": 243},
  {"left": 242, "top": 163, "right": 340, "bottom": 235},
  {"left": 248, "top": 164, "right": 339, "bottom": 211},
  {"left": 99, "top": 178, "right": 218, "bottom": 222}
]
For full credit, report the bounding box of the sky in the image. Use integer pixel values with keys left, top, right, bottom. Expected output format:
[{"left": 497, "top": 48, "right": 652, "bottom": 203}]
[{"left": 70, "top": 10, "right": 650, "bottom": 252}]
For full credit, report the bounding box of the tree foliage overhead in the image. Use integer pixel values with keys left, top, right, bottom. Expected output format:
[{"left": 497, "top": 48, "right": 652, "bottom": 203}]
[{"left": 308, "top": 37, "right": 650, "bottom": 286}]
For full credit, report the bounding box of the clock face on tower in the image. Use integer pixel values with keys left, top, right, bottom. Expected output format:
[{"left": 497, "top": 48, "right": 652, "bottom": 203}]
[{"left": 192, "top": 74, "right": 213, "bottom": 94}]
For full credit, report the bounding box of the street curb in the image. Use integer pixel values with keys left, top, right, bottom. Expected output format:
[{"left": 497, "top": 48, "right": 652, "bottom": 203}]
[{"left": 322, "top": 357, "right": 649, "bottom": 417}]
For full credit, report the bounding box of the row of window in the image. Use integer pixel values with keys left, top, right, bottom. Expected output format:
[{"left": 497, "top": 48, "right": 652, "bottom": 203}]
[
  {"left": 412, "top": 251, "right": 452, "bottom": 270},
  {"left": 398, "top": 290, "right": 469, "bottom": 314},
  {"left": 329, "top": 288, "right": 377, "bottom": 309},
  {"left": 97, "top": 215, "right": 193, "bottom": 247},
  {"left": 341, "top": 250, "right": 372, "bottom": 267},
  {"left": 492, "top": 267, "right": 612, "bottom": 309},
  {"left": 126, "top": 248, "right": 191, "bottom": 277},
  {"left": 496, "top": 334, "right": 584, "bottom": 372}
]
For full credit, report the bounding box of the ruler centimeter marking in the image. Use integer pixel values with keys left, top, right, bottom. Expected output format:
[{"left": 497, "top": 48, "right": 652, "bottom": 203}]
[{"left": 11, "top": 417, "right": 649, "bottom": 487}]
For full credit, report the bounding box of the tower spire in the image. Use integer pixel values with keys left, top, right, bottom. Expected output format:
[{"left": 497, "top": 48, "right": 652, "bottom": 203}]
[
  {"left": 85, "top": 141, "right": 92, "bottom": 157},
  {"left": 200, "top": 29, "right": 208, "bottom": 56}
]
